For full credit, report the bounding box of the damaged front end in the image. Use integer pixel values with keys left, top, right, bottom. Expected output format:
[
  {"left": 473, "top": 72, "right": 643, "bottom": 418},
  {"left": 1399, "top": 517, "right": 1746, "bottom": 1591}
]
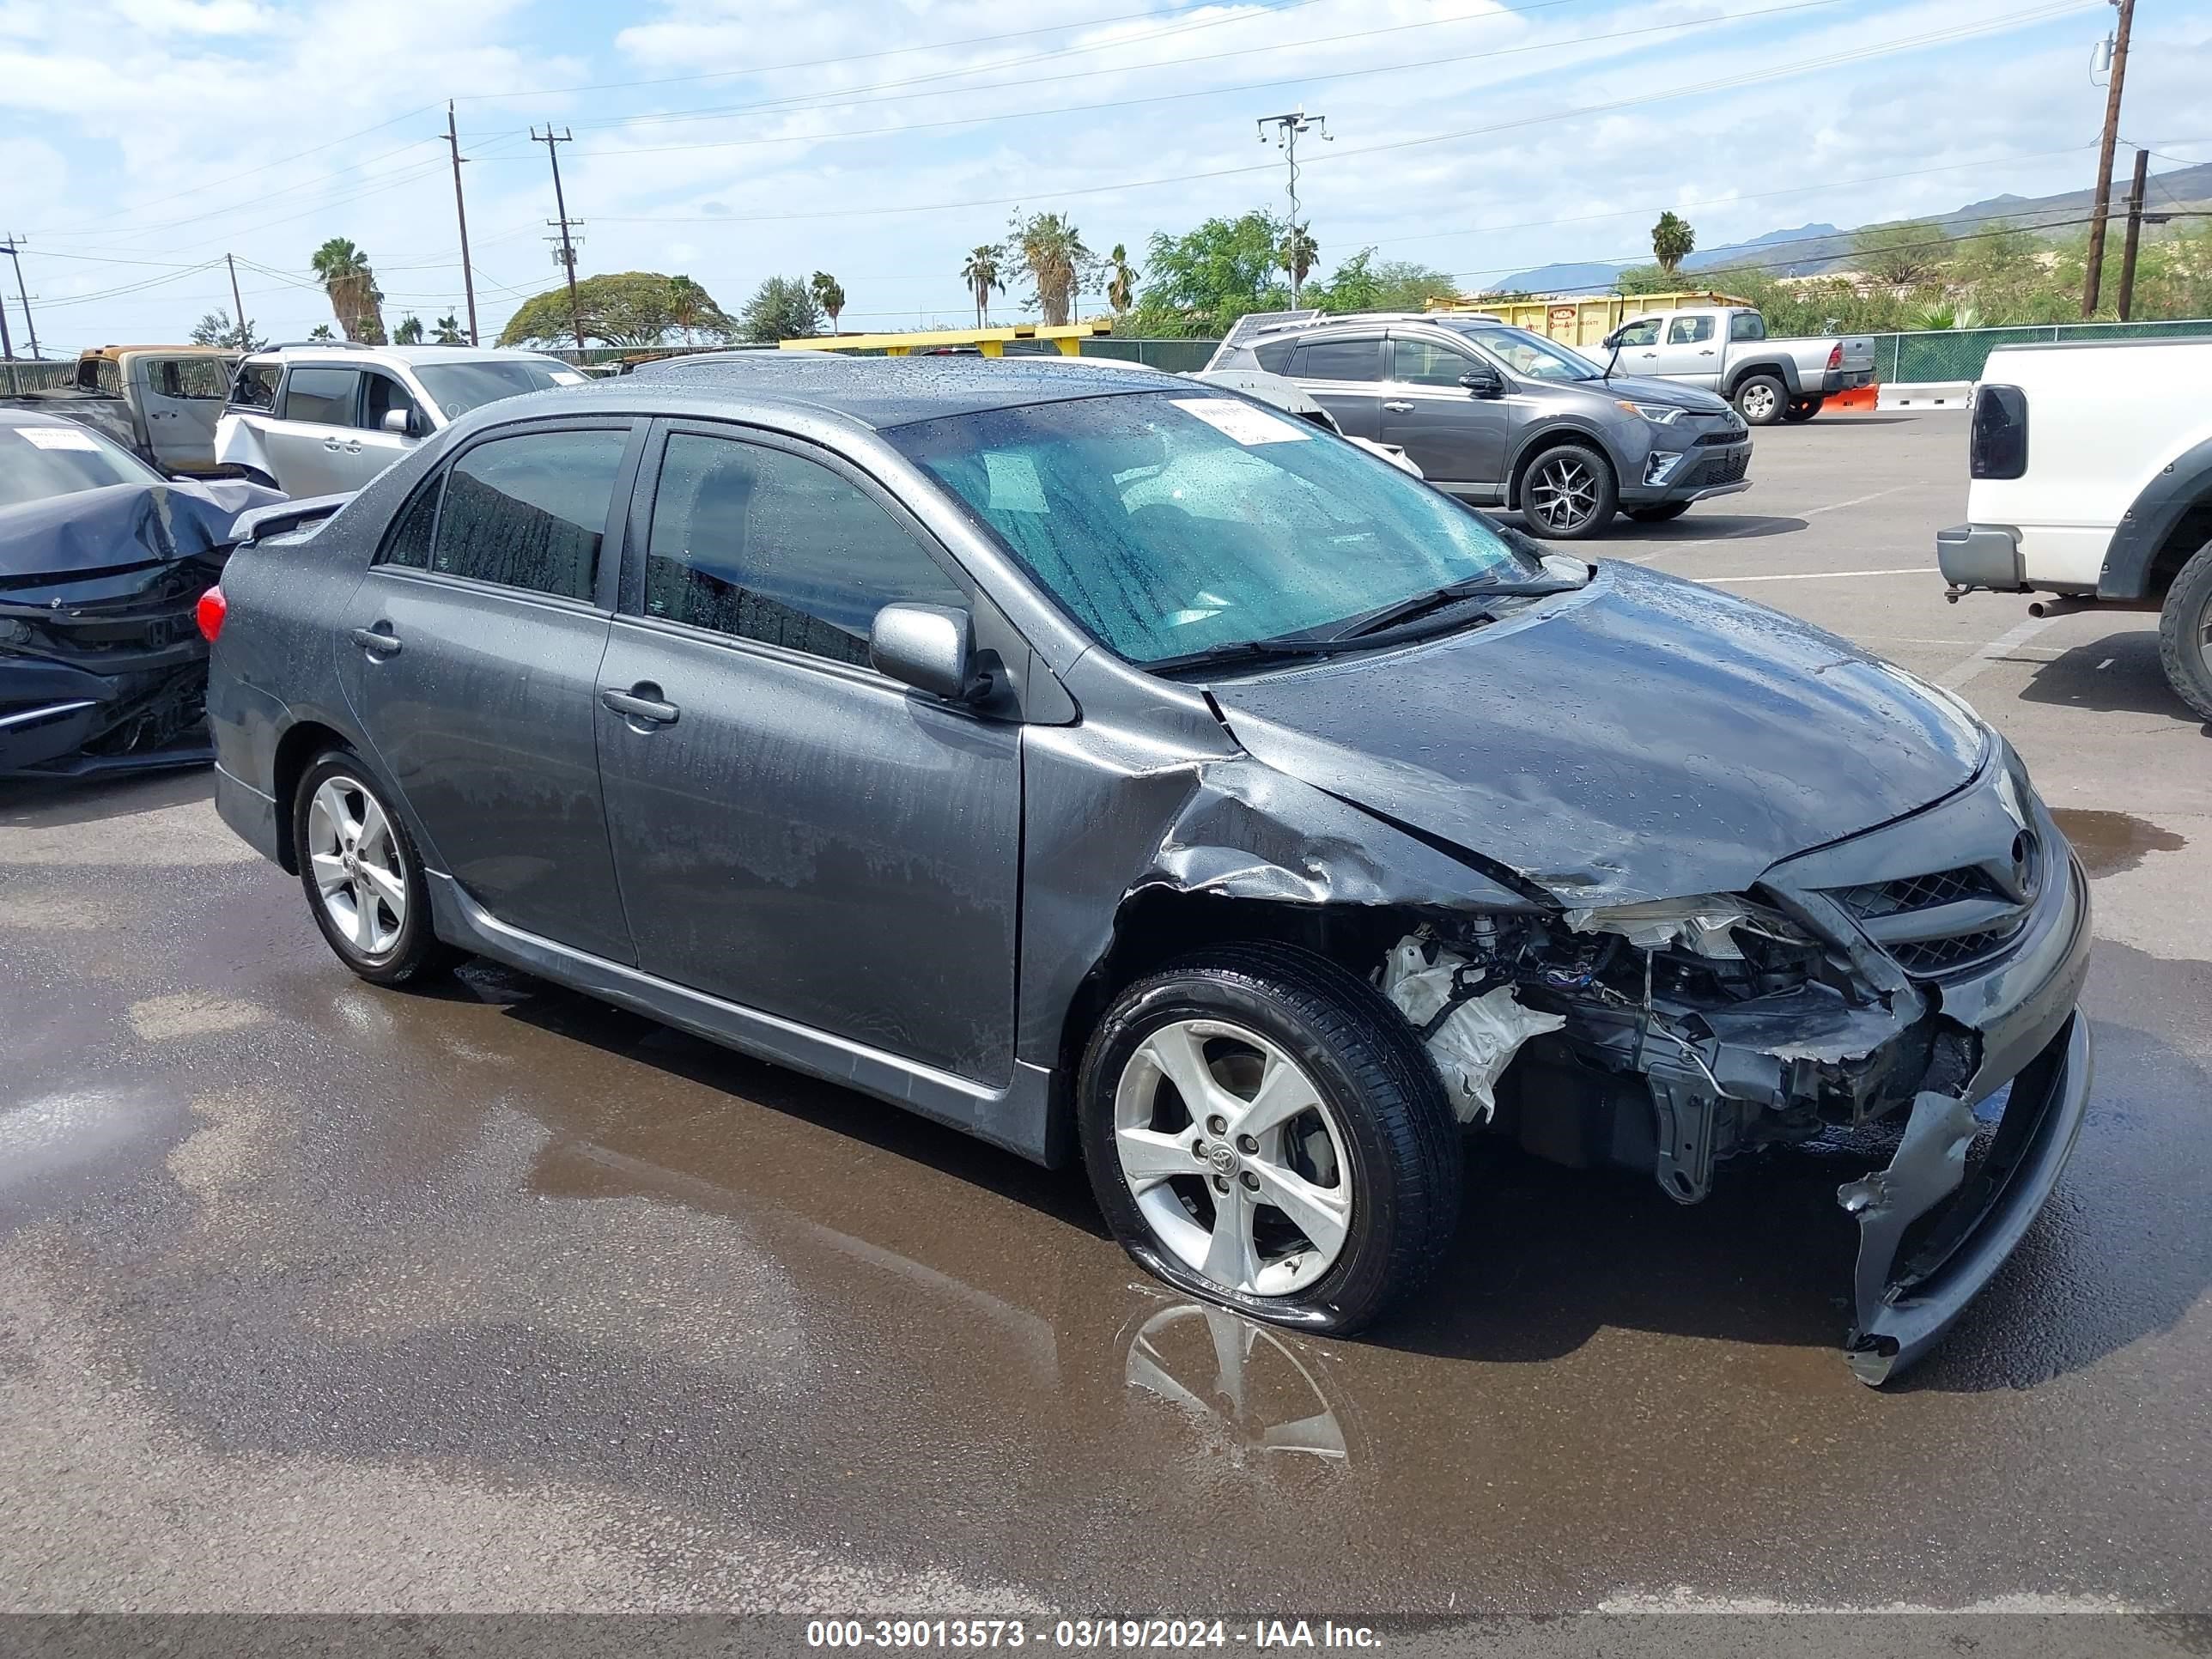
[
  {"left": 1371, "top": 750, "right": 2091, "bottom": 1384},
  {"left": 1, "top": 480, "right": 277, "bottom": 779}
]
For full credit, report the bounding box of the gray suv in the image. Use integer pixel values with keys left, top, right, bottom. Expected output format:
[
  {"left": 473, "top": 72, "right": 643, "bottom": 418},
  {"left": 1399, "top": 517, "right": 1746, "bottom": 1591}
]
[
  {"left": 198, "top": 356, "right": 2089, "bottom": 1382},
  {"left": 1209, "top": 313, "right": 1753, "bottom": 538}
]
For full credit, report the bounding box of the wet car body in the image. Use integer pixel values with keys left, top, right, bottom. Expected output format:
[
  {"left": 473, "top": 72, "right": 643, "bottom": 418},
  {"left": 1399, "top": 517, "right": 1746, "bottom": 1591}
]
[
  {"left": 202, "top": 358, "right": 2090, "bottom": 1381},
  {"left": 0, "top": 410, "right": 281, "bottom": 778}
]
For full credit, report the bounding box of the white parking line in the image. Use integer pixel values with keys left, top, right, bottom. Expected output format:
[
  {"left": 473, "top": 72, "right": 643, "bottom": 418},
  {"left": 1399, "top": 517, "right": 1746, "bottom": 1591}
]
[
  {"left": 1702, "top": 566, "right": 1938, "bottom": 583},
  {"left": 1937, "top": 614, "right": 2063, "bottom": 690}
]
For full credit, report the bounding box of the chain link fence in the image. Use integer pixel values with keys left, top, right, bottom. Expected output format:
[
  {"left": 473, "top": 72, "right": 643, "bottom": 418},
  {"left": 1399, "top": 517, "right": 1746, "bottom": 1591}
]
[{"left": 1872, "top": 318, "right": 2212, "bottom": 383}]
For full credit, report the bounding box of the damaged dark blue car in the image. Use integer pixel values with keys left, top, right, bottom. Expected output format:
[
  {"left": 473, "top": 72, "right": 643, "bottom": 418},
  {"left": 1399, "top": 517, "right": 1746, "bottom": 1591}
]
[{"left": 198, "top": 357, "right": 2092, "bottom": 1383}]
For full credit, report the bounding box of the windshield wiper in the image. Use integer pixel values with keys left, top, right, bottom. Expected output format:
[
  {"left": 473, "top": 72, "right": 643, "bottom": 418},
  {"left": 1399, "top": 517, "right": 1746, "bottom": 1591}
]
[
  {"left": 1146, "top": 635, "right": 1368, "bottom": 675},
  {"left": 1323, "top": 574, "right": 1584, "bottom": 641}
]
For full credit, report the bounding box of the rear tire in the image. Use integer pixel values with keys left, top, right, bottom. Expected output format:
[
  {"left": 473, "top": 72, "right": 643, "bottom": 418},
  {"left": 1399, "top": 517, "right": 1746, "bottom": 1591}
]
[
  {"left": 291, "top": 748, "right": 451, "bottom": 987},
  {"left": 1734, "top": 374, "right": 1789, "bottom": 426},
  {"left": 2156, "top": 542, "right": 2212, "bottom": 723},
  {"left": 1783, "top": 397, "right": 1824, "bottom": 423},
  {"left": 1077, "top": 945, "right": 1461, "bottom": 1337},
  {"left": 1517, "top": 442, "right": 1619, "bottom": 540},
  {"left": 1627, "top": 501, "right": 1692, "bottom": 524}
]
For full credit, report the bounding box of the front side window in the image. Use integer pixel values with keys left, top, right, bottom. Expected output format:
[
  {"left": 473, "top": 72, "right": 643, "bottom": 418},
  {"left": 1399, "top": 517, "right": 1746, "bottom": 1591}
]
[
  {"left": 1292, "top": 337, "right": 1381, "bottom": 382},
  {"left": 1613, "top": 319, "right": 1660, "bottom": 348},
  {"left": 230, "top": 361, "right": 280, "bottom": 409},
  {"left": 0, "top": 420, "right": 161, "bottom": 508},
  {"left": 1668, "top": 314, "right": 1715, "bottom": 344},
  {"left": 361, "top": 373, "right": 421, "bottom": 434},
  {"left": 282, "top": 367, "right": 361, "bottom": 426},
  {"left": 640, "top": 433, "right": 966, "bottom": 666},
  {"left": 429, "top": 427, "right": 628, "bottom": 601},
  {"left": 1729, "top": 312, "right": 1767, "bottom": 342},
  {"left": 892, "top": 392, "right": 1532, "bottom": 665},
  {"left": 1392, "top": 337, "right": 1475, "bottom": 388},
  {"left": 1455, "top": 326, "right": 1596, "bottom": 382}
]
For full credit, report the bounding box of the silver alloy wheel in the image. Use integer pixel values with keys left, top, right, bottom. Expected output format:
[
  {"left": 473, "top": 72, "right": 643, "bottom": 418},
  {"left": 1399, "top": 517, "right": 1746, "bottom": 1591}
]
[
  {"left": 307, "top": 775, "right": 407, "bottom": 957},
  {"left": 1528, "top": 455, "right": 1601, "bottom": 533},
  {"left": 1739, "top": 381, "right": 1779, "bottom": 421},
  {"left": 1112, "top": 1018, "right": 1353, "bottom": 1297}
]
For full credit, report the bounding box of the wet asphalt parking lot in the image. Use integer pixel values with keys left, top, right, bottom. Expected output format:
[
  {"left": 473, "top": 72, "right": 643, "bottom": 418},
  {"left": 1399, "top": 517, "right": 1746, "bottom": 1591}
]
[{"left": 3, "top": 409, "right": 2209, "bottom": 1621}]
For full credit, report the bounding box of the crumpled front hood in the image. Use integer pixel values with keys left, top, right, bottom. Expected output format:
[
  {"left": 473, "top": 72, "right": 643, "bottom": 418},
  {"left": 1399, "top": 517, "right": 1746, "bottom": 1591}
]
[
  {"left": 1207, "top": 562, "right": 1987, "bottom": 905},
  {"left": 0, "top": 480, "right": 281, "bottom": 582}
]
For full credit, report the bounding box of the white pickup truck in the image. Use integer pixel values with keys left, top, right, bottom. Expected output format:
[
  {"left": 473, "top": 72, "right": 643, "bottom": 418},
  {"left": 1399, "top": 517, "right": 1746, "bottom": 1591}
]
[
  {"left": 1936, "top": 338, "right": 2212, "bottom": 720},
  {"left": 1597, "top": 304, "right": 1875, "bottom": 427}
]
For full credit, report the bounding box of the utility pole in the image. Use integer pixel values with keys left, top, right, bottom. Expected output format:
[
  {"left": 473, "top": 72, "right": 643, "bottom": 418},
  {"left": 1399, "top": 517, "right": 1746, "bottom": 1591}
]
[
  {"left": 2117, "top": 146, "right": 2151, "bottom": 322},
  {"left": 0, "top": 237, "right": 40, "bottom": 360},
  {"left": 1256, "top": 107, "right": 1330, "bottom": 307},
  {"left": 446, "top": 103, "right": 481, "bottom": 346},
  {"left": 532, "top": 125, "right": 586, "bottom": 350},
  {"left": 0, "top": 269, "right": 15, "bottom": 393},
  {"left": 225, "top": 252, "right": 251, "bottom": 349},
  {"left": 2081, "top": 0, "right": 2136, "bottom": 317}
]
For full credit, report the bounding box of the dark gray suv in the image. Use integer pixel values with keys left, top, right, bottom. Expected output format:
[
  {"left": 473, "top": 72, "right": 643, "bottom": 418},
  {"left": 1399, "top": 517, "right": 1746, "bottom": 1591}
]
[
  {"left": 1210, "top": 313, "right": 1753, "bottom": 538},
  {"left": 201, "top": 357, "right": 2089, "bottom": 1382}
]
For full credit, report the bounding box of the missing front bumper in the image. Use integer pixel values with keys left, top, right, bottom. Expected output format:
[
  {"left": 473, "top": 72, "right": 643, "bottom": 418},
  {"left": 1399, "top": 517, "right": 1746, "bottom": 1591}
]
[{"left": 1839, "top": 1011, "right": 2092, "bottom": 1385}]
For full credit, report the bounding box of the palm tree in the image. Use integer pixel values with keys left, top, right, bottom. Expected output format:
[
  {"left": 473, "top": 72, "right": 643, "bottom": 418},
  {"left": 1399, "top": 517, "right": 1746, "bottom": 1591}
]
[
  {"left": 668, "top": 275, "right": 712, "bottom": 343},
  {"left": 1650, "top": 211, "right": 1695, "bottom": 276},
  {"left": 392, "top": 314, "right": 424, "bottom": 344},
  {"left": 1278, "top": 226, "right": 1319, "bottom": 304},
  {"left": 1009, "top": 211, "right": 1092, "bottom": 328},
  {"left": 961, "top": 244, "right": 1005, "bottom": 328},
  {"left": 809, "top": 271, "right": 848, "bottom": 335},
  {"left": 309, "top": 237, "right": 387, "bottom": 343},
  {"left": 1105, "top": 244, "right": 1137, "bottom": 315}
]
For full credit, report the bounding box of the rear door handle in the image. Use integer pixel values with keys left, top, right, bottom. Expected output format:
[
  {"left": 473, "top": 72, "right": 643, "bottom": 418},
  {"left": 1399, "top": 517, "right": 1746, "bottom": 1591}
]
[
  {"left": 1382, "top": 399, "right": 1414, "bottom": 413},
  {"left": 601, "top": 685, "right": 679, "bottom": 726},
  {"left": 349, "top": 626, "right": 400, "bottom": 658},
  {"left": 324, "top": 438, "right": 344, "bottom": 452}
]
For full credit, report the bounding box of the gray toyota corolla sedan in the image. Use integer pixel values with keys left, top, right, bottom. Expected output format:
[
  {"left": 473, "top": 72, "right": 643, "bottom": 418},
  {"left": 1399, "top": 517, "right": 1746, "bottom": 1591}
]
[{"left": 201, "top": 356, "right": 2092, "bottom": 1382}]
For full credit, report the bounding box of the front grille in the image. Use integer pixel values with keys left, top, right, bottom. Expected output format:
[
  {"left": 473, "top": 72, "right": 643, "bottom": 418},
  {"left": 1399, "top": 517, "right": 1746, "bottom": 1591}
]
[
  {"left": 1832, "top": 865, "right": 2006, "bottom": 919},
  {"left": 1889, "top": 928, "right": 2018, "bottom": 976},
  {"left": 1691, "top": 448, "right": 1750, "bottom": 486},
  {"left": 1696, "top": 429, "right": 1745, "bottom": 447}
]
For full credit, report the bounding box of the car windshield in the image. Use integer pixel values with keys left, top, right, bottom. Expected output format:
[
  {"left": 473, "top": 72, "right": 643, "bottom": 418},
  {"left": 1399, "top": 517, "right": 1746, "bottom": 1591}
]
[
  {"left": 1454, "top": 325, "right": 1600, "bottom": 382},
  {"left": 410, "top": 359, "right": 587, "bottom": 421},
  {"left": 890, "top": 391, "right": 1535, "bottom": 665},
  {"left": 0, "top": 421, "right": 161, "bottom": 508}
]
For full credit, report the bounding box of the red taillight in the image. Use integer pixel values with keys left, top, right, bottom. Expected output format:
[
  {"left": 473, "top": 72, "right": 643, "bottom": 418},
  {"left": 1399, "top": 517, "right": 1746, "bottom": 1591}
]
[
  {"left": 195, "top": 584, "right": 227, "bottom": 642},
  {"left": 1826, "top": 343, "right": 1844, "bottom": 370}
]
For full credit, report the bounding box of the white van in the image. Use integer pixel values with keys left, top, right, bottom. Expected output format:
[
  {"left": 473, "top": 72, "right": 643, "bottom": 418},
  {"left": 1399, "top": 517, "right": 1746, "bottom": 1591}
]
[{"left": 1937, "top": 338, "right": 2212, "bottom": 719}]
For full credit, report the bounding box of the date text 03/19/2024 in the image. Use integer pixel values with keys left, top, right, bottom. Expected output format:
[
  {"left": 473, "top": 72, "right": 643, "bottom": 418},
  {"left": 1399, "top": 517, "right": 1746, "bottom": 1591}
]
[{"left": 804, "top": 1619, "right": 1384, "bottom": 1649}]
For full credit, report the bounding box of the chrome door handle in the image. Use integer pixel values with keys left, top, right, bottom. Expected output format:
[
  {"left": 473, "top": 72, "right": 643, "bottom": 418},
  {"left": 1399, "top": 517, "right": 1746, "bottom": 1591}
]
[
  {"left": 324, "top": 438, "right": 344, "bottom": 452},
  {"left": 601, "top": 686, "right": 679, "bottom": 726},
  {"left": 1698, "top": 348, "right": 1716, "bottom": 356},
  {"left": 349, "top": 626, "right": 400, "bottom": 658},
  {"left": 1382, "top": 399, "right": 1414, "bottom": 413}
]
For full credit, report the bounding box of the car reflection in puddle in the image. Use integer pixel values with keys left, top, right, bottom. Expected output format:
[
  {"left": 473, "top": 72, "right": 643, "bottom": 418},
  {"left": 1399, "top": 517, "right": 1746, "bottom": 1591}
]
[{"left": 1120, "top": 1297, "right": 1358, "bottom": 1474}]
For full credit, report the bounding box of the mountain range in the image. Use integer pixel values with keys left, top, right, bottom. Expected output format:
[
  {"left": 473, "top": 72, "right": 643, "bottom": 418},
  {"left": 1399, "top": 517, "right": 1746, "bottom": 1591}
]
[{"left": 1484, "top": 159, "right": 2212, "bottom": 295}]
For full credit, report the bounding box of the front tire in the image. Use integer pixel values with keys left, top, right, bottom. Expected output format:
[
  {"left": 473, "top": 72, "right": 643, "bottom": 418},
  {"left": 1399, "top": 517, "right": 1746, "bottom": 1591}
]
[
  {"left": 1518, "top": 442, "right": 1619, "bottom": 540},
  {"left": 1077, "top": 945, "right": 1462, "bottom": 1337},
  {"left": 1734, "top": 374, "right": 1789, "bottom": 426},
  {"left": 2157, "top": 541, "right": 2212, "bottom": 723},
  {"left": 291, "top": 748, "right": 449, "bottom": 987}
]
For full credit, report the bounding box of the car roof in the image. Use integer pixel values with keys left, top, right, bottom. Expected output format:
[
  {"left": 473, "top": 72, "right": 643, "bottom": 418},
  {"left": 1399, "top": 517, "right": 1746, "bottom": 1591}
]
[
  {"left": 598, "top": 352, "right": 1190, "bottom": 429},
  {"left": 0, "top": 407, "right": 90, "bottom": 429},
  {"left": 243, "top": 345, "right": 572, "bottom": 367}
]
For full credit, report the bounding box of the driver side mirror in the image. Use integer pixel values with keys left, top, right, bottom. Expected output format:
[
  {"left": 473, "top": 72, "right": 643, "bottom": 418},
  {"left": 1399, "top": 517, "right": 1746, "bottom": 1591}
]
[
  {"left": 381, "top": 407, "right": 416, "bottom": 437},
  {"left": 1459, "top": 366, "right": 1504, "bottom": 399},
  {"left": 870, "top": 603, "right": 993, "bottom": 704}
]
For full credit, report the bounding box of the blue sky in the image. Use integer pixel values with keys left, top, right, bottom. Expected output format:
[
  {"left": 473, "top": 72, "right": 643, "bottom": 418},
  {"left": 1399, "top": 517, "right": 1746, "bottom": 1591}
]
[{"left": 3, "top": 0, "right": 2209, "bottom": 349}]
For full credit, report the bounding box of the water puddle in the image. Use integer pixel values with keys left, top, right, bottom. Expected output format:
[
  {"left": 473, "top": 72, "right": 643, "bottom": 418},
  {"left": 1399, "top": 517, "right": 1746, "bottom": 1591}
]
[{"left": 2050, "top": 808, "right": 2186, "bottom": 878}]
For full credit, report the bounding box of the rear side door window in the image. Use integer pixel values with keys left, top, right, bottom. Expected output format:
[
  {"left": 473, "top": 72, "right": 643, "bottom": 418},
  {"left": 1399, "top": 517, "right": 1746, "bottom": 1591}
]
[
  {"left": 281, "top": 367, "right": 362, "bottom": 426},
  {"left": 636, "top": 431, "right": 967, "bottom": 667},
  {"left": 1668, "top": 314, "right": 1715, "bottom": 345},
  {"left": 1291, "top": 337, "right": 1381, "bottom": 381},
  {"left": 430, "top": 427, "right": 630, "bottom": 602}
]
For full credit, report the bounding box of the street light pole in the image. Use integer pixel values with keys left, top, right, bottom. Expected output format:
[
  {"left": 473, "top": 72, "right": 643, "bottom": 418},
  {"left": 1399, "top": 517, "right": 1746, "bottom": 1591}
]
[{"left": 1256, "top": 107, "right": 1330, "bottom": 307}]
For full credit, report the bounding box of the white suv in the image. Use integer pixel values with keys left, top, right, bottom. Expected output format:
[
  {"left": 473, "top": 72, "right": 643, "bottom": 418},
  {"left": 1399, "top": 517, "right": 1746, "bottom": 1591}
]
[
  {"left": 1939, "top": 338, "right": 2212, "bottom": 720},
  {"left": 216, "top": 344, "right": 586, "bottom": 496}
]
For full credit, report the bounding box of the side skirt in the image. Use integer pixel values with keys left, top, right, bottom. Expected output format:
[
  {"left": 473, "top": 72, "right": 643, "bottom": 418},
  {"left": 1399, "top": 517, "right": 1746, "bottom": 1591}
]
[{"left": 425, "top": 872, "right": 1063, "bottom": 1166}]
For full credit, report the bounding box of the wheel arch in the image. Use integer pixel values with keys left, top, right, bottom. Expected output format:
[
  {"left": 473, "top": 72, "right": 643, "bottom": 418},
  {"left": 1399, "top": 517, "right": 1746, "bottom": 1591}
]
[
  {"left": 1506, "top": 420, "right": 1619, "bottom": 509},
  {"left": 1723, "top": 357, "right": 1800, "bottom": 398},
  {"left": 2098, "top": 435, "right": 2212, "bottom": 602}
]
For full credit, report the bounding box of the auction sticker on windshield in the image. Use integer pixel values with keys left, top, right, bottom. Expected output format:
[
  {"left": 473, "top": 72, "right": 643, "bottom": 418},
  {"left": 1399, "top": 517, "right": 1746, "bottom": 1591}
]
[
  {"left": 1170, "top": 397, "right": 1310, "bottom": 446},
  {"left": 16, "top": 425, "right": 101, "bottom": 451}
]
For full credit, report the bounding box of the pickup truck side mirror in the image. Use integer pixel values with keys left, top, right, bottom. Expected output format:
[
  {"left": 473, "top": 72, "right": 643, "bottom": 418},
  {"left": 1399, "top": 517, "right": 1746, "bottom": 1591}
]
[
  {"left": 1459, "top": 367, "right": 1505, "bottom": 399},
  {"left": 1601, "top": 326, "right": 1626, "bottom": 349},
  {"left": 870, "top": 603, "right": 993, "bottom": 703}
]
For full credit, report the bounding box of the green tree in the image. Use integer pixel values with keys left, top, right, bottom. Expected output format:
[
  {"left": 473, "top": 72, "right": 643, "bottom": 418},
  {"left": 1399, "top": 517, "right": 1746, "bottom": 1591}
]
[
  {"left": 1650, "top": 211, "right": 1695, "bottom": 275},
  {"left": 497, "top": 272, "right": 734, "bottom": 348},
  {"left": 188, "top": 308, "right": 265, "bottom": 350},
  {"left": 307, "top": 323, "right": 335, "bottom": 342},
  {"left": 1104, "top": 244, "right": 1137, "bottom": 315},
  {"left": 961, "top": 243, "right": 1005, "bottom": 327},
  {"left": 309, "top": 237, "right": 386, "bottom": 343},
  {"left": 1851, "top": 220, "right": 1952, "bottom": 288},
  {"left": 1008, "top": 209, "right": 1092, "bottom": 326},
  {"left": 738, "top": 275, "right": 824, "bottom": 343},
  {"left": 1613, "top": 263, "right": 1680, "bottom": 295},
  {"left": 432, "top": 313, "right": 467, "bottom": 345},
  {"left": 392, "top": 313, "right": 424, "bottom": 344},
  {"left": 1129, "top": 209, "right": 1287, "bottom": 337},
  {"left": 1310, "top": 249, "right": 1457, "bottom": 313},
  {"left": 1278, "top": 224, "right": 1319, "bottom": 300},
  {"left": 808, "top": 271, "right": 848, "bottom": 335}
]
